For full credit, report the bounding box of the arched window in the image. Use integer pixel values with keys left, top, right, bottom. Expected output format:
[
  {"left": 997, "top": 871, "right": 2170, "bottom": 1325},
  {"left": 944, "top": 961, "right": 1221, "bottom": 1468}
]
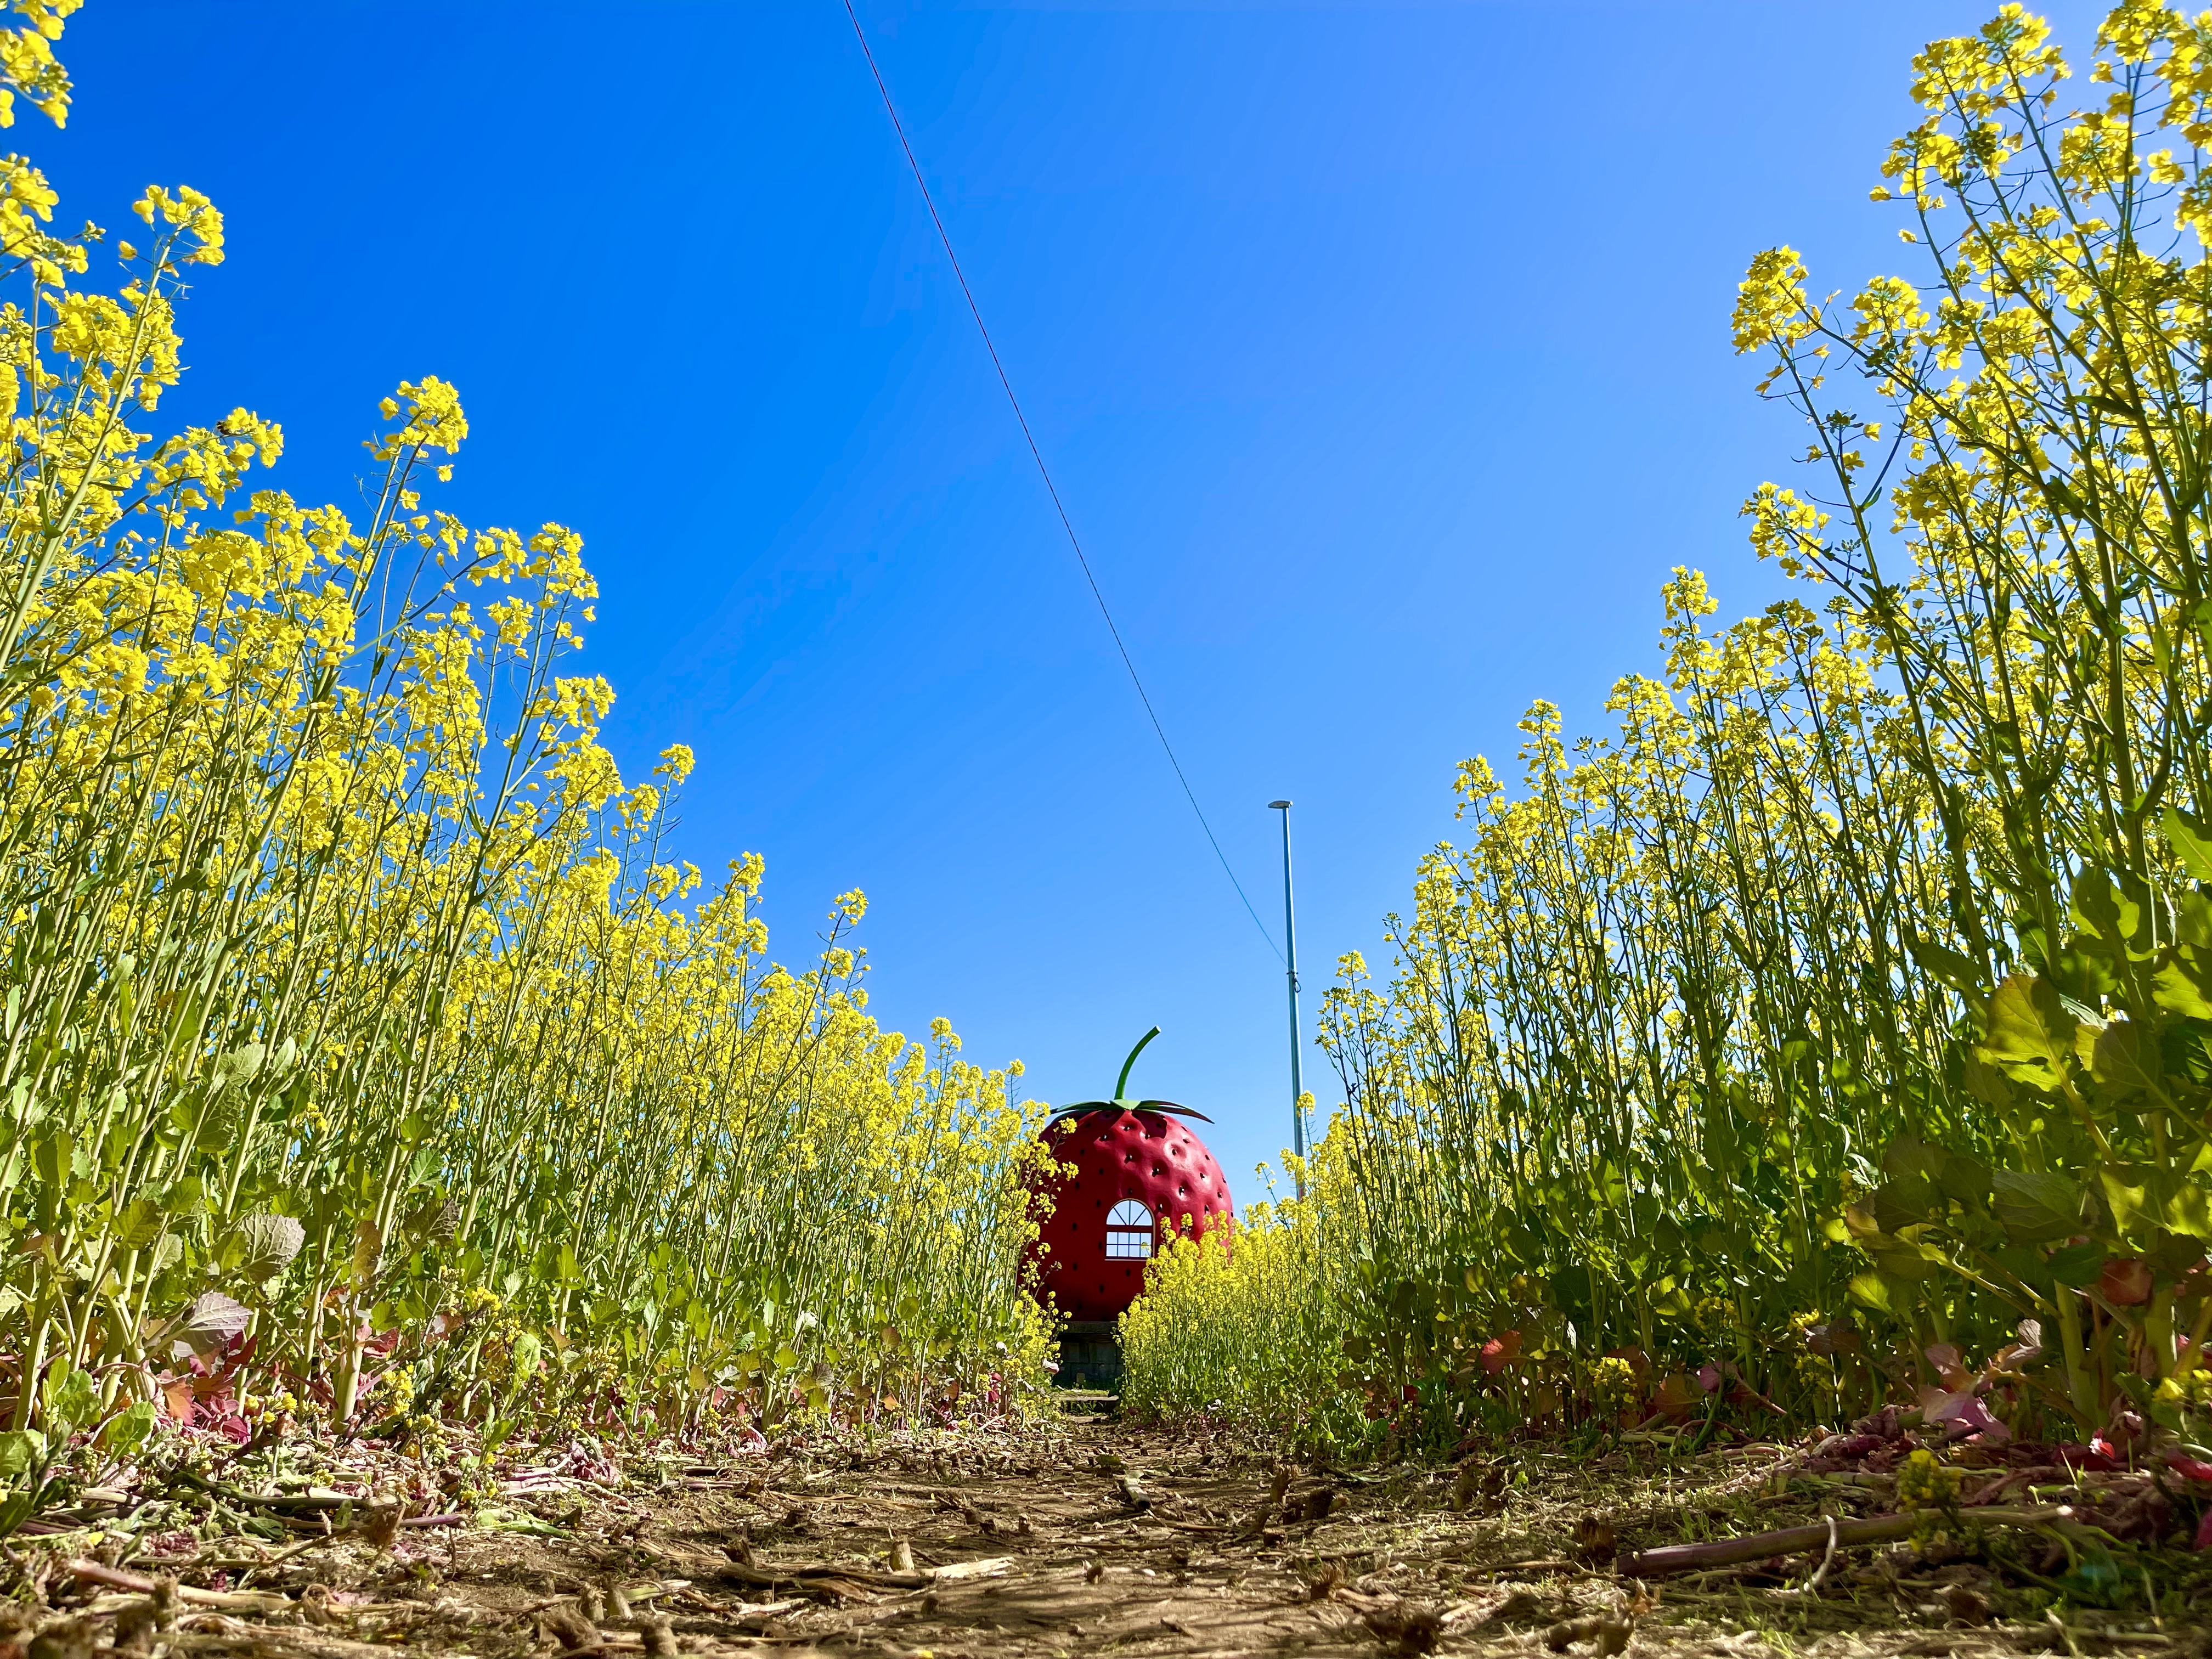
[{"left": 1104, "top": 1200, "right": 1155, "bottom": 1260}]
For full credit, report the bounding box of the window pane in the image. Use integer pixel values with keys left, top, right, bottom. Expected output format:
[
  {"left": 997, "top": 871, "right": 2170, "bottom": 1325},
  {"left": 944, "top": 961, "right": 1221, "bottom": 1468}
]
[{"left": 1104, "top": 1199, "right": 1153, "bottom": 1258}]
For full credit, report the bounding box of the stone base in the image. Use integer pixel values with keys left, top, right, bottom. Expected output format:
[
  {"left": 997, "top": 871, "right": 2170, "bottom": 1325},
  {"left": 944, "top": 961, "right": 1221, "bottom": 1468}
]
[{"left": 1055, "top": 1320, "right": 1123, "bottom": 1390}]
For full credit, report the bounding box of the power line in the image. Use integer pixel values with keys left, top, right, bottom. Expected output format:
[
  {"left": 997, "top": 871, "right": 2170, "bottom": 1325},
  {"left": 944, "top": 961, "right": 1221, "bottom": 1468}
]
[{"left": 837, "top": 0, "right": 1284, "bottom": 965}]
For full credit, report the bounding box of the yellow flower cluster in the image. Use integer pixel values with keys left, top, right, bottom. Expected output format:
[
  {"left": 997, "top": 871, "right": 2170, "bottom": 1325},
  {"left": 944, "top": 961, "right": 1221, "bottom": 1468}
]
[
  {"left": 0, "top": 15, "right": 1054, "bottom": 1444},
  {"left": 0, "top": 1, "right": 77, "bottom": 129},
  {"left": 1125, "top": 3, "right": 2212, "bottom": 1449},
  {"left": 1897, "top": 1448, "right": 1960, "bottom": 1513}
]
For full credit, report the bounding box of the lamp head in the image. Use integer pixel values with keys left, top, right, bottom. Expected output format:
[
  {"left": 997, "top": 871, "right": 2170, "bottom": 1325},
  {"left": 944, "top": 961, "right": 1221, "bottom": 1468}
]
[{"left": 1268, "top": 799, "right": 1291, "bottom": 810}]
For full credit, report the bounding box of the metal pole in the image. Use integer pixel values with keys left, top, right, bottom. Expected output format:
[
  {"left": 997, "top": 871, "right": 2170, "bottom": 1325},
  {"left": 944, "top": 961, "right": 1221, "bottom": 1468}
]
[{"left": 1268, "top": 800, "right": 1306, "bottom": 1196}]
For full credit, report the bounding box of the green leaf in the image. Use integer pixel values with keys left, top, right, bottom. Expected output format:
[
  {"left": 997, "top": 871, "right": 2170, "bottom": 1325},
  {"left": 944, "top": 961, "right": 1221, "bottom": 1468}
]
[
  {"left": 2047, "top": 1240, "right": 2103, "bottom": 1286},
  {"left": 42, "top": 1368, "right": 95, "bottom": 1436},
  {"left": 2153, "top": 952, "right": 2212, "bottom": 1019},
  {"left": 1933, "top": 1150, "right": 1992, "bottom": 1207},
  {"left": 30, "top": 1128, "right": 73, "bottom": 1188},
  {"left": 114, "top": 1198, "right": 165, "bottom": 1250},
  {"left": 2090, "top": 1019, "right": 2162, "bottom": 1094},
  {"left": 1870, "top": 1240, "right": 1942, "bottom": 1280},
  {"left": 1977, "top": 975, "right": 2078, "bottom": 1088},
  {"left": 1881, "top": 1136, "right": 1939, "bottom": 1180},
  {"left": 2096, "top": 1163, "right": 2212, "bottom": 1244},
  {"left": 2162, "top": 804, "right": 2212, "bottom": 883},
  {"left": 1906, "top": 932, "right": 1985, "bottom": 1004},
  {"left": 2069, "top": 868, "right": 2138, "bottom": 954},
  {"left": 223, "top": 1041, "right": 266, "bottom": 1086},
  {"left": 235, "top": 1212, "right": 305, "bottom": 1282},
  {"left": 1550, "top": 1263, "right": 1593, "bottom": 1316},
  {"left": 1847, "top": 1272, "right": 1894, "bottom": 1313},
  {"left": 1991, "top": 1169, "right": 2084, "bottom": 1245},
  {"left": 1961, "top": 1054, "right": 2017, "bottom": 1110},
  {"left": 1872, "top": 1175, "right": 1938, "bottom": 1234},
  {"left": 95, "top": 1400, "right": 156, "bottom": 1455},
  {"left": 403, "top": 1194, "right": 459, "bottom": 1246},
  {"left": 176, "top": 1290, "right": 250, "bottom": 1359},
  {"left": 2099, "top": 1166, "right": 2156, "bottom": 1246},
  {"left": 351, "top": 1218, "right": 383, "bottom": 1286},
  {"left": 0, "top": 1429, "right": 46, "bottom": 1479},
  {"left": 2165, "top": 1177, "right": 2212, "bottom": 1240}
]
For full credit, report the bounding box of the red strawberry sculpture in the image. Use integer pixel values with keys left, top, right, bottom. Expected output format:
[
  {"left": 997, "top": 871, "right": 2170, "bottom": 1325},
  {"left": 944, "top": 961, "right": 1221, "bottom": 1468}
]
[{"left": 1024, "top": 1028, "right": 1233, "bottom": 1324}]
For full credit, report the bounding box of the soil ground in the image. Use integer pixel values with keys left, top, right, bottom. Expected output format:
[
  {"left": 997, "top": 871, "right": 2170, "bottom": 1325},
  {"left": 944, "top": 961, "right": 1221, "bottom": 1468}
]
[{"left": 15, "top": 1402, "right": 2211, "bottom": 1659}]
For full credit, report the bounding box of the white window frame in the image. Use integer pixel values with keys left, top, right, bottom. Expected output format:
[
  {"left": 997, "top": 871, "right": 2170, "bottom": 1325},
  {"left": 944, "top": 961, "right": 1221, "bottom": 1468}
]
[{"left": 1104, "top": 1199, "right": 1155, "bottom": 1260}]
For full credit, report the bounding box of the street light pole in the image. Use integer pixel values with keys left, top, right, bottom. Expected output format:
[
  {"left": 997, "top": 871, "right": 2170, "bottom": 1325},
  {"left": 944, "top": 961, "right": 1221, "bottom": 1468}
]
[{"left": 1268, "top": 800, "right": 1307, "bottom": 1196}]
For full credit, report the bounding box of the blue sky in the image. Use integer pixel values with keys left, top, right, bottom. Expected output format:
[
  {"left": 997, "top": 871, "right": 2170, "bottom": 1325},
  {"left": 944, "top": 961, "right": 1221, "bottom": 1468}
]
[{"left": 40, "top": 1, "right": 2110, "bottom": 1198}]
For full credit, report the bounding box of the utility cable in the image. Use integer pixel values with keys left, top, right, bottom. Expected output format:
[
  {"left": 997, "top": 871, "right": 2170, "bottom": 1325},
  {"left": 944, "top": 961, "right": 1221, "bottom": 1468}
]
[{"left": 838, "top": 0, "right": 1284, "bottom": 964}]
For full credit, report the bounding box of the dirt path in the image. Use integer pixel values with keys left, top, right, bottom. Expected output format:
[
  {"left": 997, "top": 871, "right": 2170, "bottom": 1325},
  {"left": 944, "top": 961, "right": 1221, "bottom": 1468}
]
[{"left": 21, "top": 1413, "right": 2209, "bottom": 1659}]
